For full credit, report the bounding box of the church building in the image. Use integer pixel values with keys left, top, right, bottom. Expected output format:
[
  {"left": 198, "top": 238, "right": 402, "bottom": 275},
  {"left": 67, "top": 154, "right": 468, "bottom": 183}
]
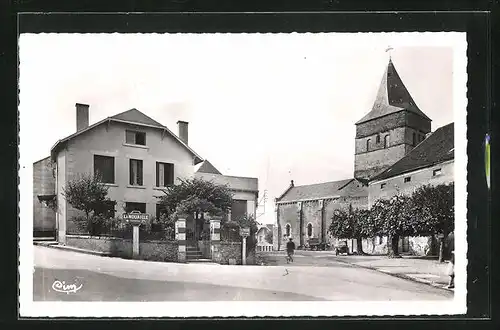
[{"left": 274, "top": 57, "right": 454, "bottom": 256}]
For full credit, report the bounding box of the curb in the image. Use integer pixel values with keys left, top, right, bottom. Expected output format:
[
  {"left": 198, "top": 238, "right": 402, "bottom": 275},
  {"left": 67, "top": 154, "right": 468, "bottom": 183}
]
[
  {"left": 332, "top": 257, "right": 454, "bottom": 293},
  {"left": 34, "top": 242, "right": 112, "bottom": 257}
]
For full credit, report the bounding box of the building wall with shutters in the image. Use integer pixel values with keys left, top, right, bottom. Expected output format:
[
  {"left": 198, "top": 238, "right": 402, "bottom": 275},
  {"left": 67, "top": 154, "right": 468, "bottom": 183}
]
[{"left": 55, "top": 121, "right": 196, "bottom": 236}]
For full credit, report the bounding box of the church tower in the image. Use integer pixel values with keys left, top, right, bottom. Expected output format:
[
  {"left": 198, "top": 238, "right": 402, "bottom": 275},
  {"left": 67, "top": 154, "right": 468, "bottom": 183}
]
[{"left": 354, "top": 58, "right": 432, "bottom": 180}]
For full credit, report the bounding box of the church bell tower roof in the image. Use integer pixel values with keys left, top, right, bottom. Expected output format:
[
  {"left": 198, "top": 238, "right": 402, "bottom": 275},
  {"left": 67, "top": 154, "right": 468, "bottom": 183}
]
[{"left": 356, "top": 58, "right": 431, "bottom": 125}]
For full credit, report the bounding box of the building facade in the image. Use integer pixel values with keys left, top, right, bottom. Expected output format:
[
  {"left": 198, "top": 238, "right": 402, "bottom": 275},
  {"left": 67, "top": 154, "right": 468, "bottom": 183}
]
[
  {"left": 274, "top": 58, "right": 454, "bottom": 256},
  {"left": 33, "top": 104, "right": 259, "bottom": 247}
]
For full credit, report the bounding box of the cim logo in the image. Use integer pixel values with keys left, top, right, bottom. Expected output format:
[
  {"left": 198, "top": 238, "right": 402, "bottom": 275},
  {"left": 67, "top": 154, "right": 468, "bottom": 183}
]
[{"left": 51, "top": 280, "right": 83, "bottom": 294}]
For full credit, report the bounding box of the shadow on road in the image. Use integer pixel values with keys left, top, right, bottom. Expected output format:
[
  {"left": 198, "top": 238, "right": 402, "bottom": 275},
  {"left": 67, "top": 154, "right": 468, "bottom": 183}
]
[{"left": 33, "top": 267, "right": 326, "bottom": 301}]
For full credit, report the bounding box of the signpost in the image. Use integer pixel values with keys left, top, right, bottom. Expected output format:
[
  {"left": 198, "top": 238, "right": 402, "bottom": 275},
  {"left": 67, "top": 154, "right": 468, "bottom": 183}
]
[
  {"left": 240, "top": 227, "right": 250, "bottom": 265},
  {"left": 123, "top": 211, "right": 149, "bottom": 259}
]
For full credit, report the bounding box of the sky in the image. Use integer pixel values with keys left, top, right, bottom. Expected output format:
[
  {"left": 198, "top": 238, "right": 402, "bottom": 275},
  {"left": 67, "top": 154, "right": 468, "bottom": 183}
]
[{"left": 19, "top": 32, "right": 465, "bottom": 224}]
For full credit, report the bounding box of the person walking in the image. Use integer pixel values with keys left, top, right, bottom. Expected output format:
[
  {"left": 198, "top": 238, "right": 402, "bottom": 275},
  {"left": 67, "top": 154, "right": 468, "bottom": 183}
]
[{"left": 286, "top": 238, "right": 296, "bottom": 263}]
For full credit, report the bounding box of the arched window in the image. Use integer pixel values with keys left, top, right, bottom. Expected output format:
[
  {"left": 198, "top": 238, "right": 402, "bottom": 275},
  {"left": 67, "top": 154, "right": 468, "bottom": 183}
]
[
  {"left": 412, "top": 132, "right": 416, "bottom": 146},
  {"left": 307, "top": 223, "right": 313, "bottom": 237},
  {"left": 384, "top": 135, "right": 390, "bottom": 148},
  {"left": 376, "top": 134, "right": 380, "bottom": 144},
  {"left": 285, "top": 223, "right": 291, "bottom": 236},
  {"left": 366, "top": 139, "right": 371, "bottom": 152}
]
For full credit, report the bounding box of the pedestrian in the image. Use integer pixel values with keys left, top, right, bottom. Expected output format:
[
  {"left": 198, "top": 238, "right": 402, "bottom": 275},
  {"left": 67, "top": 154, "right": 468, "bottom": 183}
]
[
  {"left": 286, "top": 238, "right": 295, "bottom": 263},
  {"left": 447, "top": 250, "right": 455, "bottom": 289}
]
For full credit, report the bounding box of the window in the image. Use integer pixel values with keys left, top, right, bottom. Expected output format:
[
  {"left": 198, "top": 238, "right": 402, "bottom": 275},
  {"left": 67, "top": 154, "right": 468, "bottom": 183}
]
[
  {"left": 412, "top": 132, "right": 416, "bottom": 146},
  {"left": 307, "top": 223, "right": 313, "bottom": 237},
  {"left": 259, "top": 236, "right": 263, "bottom": 243},
  {"left": 376, "top": 134, "right": 380, "bottom": 144},
  {"left": 404, "top": 176, "right": 411, "bottom": 183},
  {"left": 129, "top": 159, "right": 143, "bottom": 186},
  {"left": 285, "top": 223, "right": 291, "bottom": 236},
  {"left": 125, "top": 202, "right": 146, "bottom": 213},
  {"left": 125, "top": 130, "right": 146, "bottom": 146},
  {"left": 94, "top": 155, "right": 115, "bottom": 183},
  {"left": 156, "top": 204, "right": 168, "bottom": 220},
  {"left": 380, "top": 183, "right": 386, "bottom": 189},
  {"left": 156, "top": 162, "right": 174, "bottom": 187},
  {"left": 231, "top": 199, "right": 248, "bottom": 222},
  {"left": 433, "top": 168, "right": 442, "bottom": 176},
  {"left": 366, "top": 139, "right": 371, "bottom": 152},
  {"left": 384, "top": 135, "right": 390, "bottom": 148}
]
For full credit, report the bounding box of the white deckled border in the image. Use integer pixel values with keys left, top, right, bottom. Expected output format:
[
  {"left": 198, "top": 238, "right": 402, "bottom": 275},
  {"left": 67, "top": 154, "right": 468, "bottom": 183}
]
[{"left": 19, "top": 31, "right": 468, "bottom": 317}]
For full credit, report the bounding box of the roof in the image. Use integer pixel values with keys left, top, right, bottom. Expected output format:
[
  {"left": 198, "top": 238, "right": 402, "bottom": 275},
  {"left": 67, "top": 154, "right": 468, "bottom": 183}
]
[
  {"left": 195, "top": 160, "right": 222, "bottom": 175},
  {"left": 111, "top": 108, "right": 165, "bottom": 127},
  {"left": 278, "top": 178, "right": 368, "bottom": 203},
  {"left": 356, "top": 59, "right": 431, "bottom": 125},
  {"left": 50, "top": 108, "right": 203, "bottom": 164},
  {"left": 194, "top": 172, "right": 259, "bottom": 192},
  {"left": 256, "top": 225, "right": 271, "bottom": 234},
  {"left": 372, "top": 122, "right": 454, "bottom": 181}
]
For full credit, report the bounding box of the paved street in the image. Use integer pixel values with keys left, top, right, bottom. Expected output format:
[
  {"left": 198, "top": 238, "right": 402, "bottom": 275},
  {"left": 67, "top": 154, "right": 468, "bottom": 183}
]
[{"left": 33, "top": 245, "right": 453, "bottom": 301}]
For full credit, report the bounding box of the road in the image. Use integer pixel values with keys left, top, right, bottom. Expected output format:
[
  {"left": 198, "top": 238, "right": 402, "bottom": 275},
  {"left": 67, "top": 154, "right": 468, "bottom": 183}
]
[{"left": 33, "top": 246, "right": 453, "bottom": 301}]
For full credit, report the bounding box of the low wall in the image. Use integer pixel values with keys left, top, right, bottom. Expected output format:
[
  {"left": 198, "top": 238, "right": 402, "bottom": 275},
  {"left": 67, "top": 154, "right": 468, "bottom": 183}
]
[
  {"left": 66, "top": 235, "right": 178, "bottom": 262},
  {"left": 213, "top": 241, "right": 242, "bottom": 265}
]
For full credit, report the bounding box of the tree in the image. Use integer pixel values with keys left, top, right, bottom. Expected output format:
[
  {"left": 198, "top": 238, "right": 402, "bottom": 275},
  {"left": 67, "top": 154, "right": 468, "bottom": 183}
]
[
  {"left": 409, "top": 183, "right": 455, "bottom": 261},
  {"left": 62, "top": 173, "right": 114, "bottom": 235},
  {"left": 265, "top": 230, "right": 273, "bottom": 244},
  {"left": 328, "top": 205, "right": 370, "bottom": 255},
  {"left": 369, "top": 195, "right": 414, "bottom": 257},
  {"left": 157, "top": 177, "right": 234, "bottom": 238}
]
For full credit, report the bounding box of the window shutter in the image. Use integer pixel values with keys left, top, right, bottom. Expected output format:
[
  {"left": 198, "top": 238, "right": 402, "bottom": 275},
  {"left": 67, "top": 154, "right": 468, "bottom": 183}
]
[
  {"left": 155, "top": 162, "right": 159, "bottom": 187},
  {"left": 129, "top": 159, "right": 134, "bottom": 185},
  {"left": 137, "top": 160, "right": 143, "bottom": 186},
  {"left": 169, "top": 163, "right": 174, "bottom": 185},
  {"left": 158, "top": 163, "right": 165, "bottom": 187}
]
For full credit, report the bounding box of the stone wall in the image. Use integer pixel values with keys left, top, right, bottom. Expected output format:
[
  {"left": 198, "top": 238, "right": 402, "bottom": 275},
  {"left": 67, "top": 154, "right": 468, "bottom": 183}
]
[
  {"left": 66, "top": 235, "right": 178, "bottom": 262},
  {"left": 213, "top": 242, "right": 242, "bottom": 265}
]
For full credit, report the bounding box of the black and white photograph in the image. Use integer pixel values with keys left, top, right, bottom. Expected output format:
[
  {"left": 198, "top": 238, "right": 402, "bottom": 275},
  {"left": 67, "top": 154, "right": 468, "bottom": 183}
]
[{"left": 19, "top": 32, "right": 467, "bottom": 317}]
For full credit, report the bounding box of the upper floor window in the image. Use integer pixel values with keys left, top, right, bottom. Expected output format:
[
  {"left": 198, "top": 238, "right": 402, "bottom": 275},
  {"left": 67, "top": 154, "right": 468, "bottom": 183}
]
[
  {"left": 412, "top": 132, "right": 416, "bottom": 146},
  {"left": 404, "top": 176, "right": 411, "bottom": 183},
  {"left": 433, "top": 168, "right": 442, "bottom": 177},
  {"left": 285, "top": 223, "right": 291, "bottom": 236},
  {"left": 94, "top": 155, "right": 115, "bottom": 184},
  {"left": 129, "top": 159, "right": 143, "bottom": 186},
  {"left": 376, "top": 134, "right": 381, "bottom": 144},
  {"left": 126, "top": 130, "right": 146, "bottom": 146},
  {"left": 307, "top": 223, "right": 313, "bottom": 237},
  {"left": 366, "top": 139, "right": 371, "bottom": 152},
  {"left": 380, "top": 183, "right": 386, "bottom": 189},
  {"left": 156, "top": 162, "right": 174, "bottom": 187}
]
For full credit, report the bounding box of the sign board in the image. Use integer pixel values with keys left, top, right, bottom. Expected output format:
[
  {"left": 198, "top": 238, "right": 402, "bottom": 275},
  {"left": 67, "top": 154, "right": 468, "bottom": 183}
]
[
  {"left": 123, "top": 211, "right": 150, "bottom": 226},
  {"left": 240, "top": 227, "right": 250, "bottom": 237}
]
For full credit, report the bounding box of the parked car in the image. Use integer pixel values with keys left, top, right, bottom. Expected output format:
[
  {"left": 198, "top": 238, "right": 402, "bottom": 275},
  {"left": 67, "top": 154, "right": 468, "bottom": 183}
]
[
  {"left": 307, "top": 238, "right": 331, "bottom": 251},
  {"left": 335, "top": 240, "right": 349, "bottom": 255}
]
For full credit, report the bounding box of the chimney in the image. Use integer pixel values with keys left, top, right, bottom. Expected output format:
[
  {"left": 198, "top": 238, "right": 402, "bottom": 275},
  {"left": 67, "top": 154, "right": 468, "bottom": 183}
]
[
  {"left": 76, "top": 103, "right": 90, "bottom": 132},
  {"left": 290, "top": 180, "right": 294, "bottom": 187},
  {"left": 177, "top": 121, "right": 189, "bottom": 144}
]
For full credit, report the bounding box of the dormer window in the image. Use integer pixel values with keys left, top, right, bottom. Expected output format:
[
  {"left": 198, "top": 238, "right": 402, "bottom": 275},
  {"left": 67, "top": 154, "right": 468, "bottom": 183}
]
[
  {"left": 126, "top": 130, "right": 146, "bottom": 146},
  {"left": 380, "top": 183, "right": 386, "bottom": 189},
  {"left": 376, "top": 134, "right": 380, "bottom": 144},
  {"left": 366, "top": 139, "right": 371, "bottom": 152}
]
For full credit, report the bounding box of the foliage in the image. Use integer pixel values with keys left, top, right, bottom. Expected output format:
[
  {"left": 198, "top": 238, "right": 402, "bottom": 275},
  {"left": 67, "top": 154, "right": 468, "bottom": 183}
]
[
  {"left": 265, "top": 230, "right": 273, "bottom": 244},
  {"left": 328, "top": 205, "right": 371, "bottom": 239},
  {"left": 157, "top": 177, "right": 233, "bottom": 217},
  {"left": 221, "top": 213, "right": 259, "bottom": 256},
  {"left": 370, "top": 195, "right": 414, "bottom": 238},
  {"left": 409, "top": 183, "right": 455, "bottom": 236},
  {"left": 62, "top": 173, "right": 112, "bottom": 219}
]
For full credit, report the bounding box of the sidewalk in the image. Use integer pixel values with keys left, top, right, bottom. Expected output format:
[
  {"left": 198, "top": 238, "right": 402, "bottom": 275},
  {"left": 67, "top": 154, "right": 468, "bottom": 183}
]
[{"left": 332, "top": 255, "right": 453, "bottom": 291}]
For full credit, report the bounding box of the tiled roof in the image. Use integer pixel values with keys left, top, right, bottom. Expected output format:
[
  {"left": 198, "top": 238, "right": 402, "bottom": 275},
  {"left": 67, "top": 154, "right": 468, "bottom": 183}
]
[
  {"left": 356, "top": 59, "right": 431, "bottom": 125},
  {"left": 372, "top": 123, "right": 454, "bottom": 181},
  {"left": 195, "top": 160, "right": 222, "bottom": 175},
  {"left": 110, "top": 108, "right": 165, "bottom": 128},
  {"left": 50, "top": 108, "right": 203, "bottom": 164},
  {"left": 278, "top": 178, "right": 368, "bottom": 202}
]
